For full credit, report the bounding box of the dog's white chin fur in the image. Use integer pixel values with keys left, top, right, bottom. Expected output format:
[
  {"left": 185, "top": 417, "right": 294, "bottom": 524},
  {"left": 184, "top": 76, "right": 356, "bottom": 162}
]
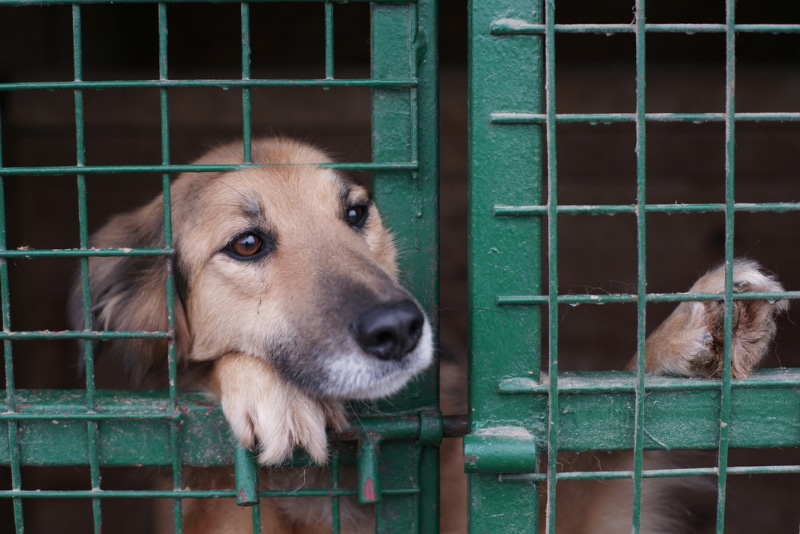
[{"left": 321, "top": 320, "right": 434, "bottom": 400}]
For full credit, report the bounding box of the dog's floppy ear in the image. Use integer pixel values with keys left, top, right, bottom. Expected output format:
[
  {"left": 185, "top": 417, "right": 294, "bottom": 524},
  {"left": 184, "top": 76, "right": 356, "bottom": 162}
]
[{"left": 69, "top": 197, "right": 191, "bottom": 385}]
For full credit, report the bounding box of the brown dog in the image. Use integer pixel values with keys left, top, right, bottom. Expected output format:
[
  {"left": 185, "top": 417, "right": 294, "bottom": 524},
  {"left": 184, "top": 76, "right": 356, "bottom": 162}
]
[
  {"left": 71, "top": 137, "right": 787, "bottom": 532},
  {"left": 71, "top": 138, "right": 434, "bottom": 532}
]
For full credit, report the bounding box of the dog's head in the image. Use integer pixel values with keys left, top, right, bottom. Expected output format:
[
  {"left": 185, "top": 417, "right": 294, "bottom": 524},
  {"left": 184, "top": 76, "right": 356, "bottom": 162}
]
[{"left": 71, "top": 138, "right": 433, "bottom": 400}]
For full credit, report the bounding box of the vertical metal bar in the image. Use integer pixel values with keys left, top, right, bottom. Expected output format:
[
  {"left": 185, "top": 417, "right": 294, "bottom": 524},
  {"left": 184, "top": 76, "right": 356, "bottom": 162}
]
[
  {"left": 157, "top": 5, "right": 183, "bottom": 533},
  {"left": 235, "top": 447, "right": 260, "bottom": 506},
  {"left": 412, "top": 4, "right": 439, "bottom": 532},
  {"left": 543, "top": 0, "right": 559, "bottom": 532},
  {"left": 0, "top": 99, "right": 24, "bottom": 533},
  {"left": 418, "top": 445, "right": 439, "bottom": 533},
  {"left": 371, "top": 3, "right": 439, "bottom": 529},
  {"left": 324, "top": 1, "right": 334, "bottom": 80},
  {"left": 72, "top": 6, "right": 102, "bottom": 532},
  {"left": 250, "top": 502, "right": 262, "bottom": 534},
  {"left": 632, "top": 0, "right": 648, "bottom": 531},
  {"left": 468, "top": 0, "right": 543, "bottom": 529},
  {"left": 371, "top": 0, "right": 437, "bottom": 407},
  {"left": 331, "top": 449, "right": 341, "bottom": 534},
  {"left": 716, "top": 0, "right": 737, "bottom": 531},
  {"left": 73, "top": 4, "right": 91, "bottom": 408},
  {"left": 241, "top": 2, "right": 252, "bottom": 163}
]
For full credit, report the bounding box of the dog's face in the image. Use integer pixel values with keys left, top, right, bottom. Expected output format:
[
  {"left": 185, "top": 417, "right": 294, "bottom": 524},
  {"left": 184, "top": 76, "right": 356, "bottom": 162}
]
[{"left": 75, "top": 138, "right": 433, "bottom": 400}]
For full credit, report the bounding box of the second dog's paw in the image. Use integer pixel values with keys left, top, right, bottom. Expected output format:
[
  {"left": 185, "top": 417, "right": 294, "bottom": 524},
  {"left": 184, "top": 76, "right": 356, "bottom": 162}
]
[
  {"left": 210, "top": 354, "right": 346, "bottom": 465},
  {"left": 644, "top": 259, "right": 788, "bottom": 379}
]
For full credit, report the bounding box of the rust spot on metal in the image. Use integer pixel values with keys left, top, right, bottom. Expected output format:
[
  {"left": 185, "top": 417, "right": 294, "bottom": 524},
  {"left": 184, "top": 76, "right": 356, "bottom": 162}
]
[{"left": 362, "top": 477, "right": 377, "bottom": 501}]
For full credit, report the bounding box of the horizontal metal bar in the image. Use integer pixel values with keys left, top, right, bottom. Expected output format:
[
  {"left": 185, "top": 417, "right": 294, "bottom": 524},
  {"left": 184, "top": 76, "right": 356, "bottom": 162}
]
[
  {"left": 0, "top": 0, "right": 414, "bottom": 6},
  {"left": 495, "top": 202, "right": 800, "bottom": 216},
  {"left": 0, "top": 78, "right": 418, "bottom": 92},
  {"left": 0, "top": 330, "right": 170, "bottom": 341},
  {"left": 0, "top": 161, "right": 418, "bottom": 177},
  {"left": 499, "top": 464, "right": 800, "bottom": 483},
  {"left": 1, "top": 391, "right": 442, "bottom": 466},
  {"left": 499, "top": 369, "right": 800, "bottom": 395},
  {"left": 483, "top": 369, "right": 800, "bottom": 452},
  {"left": 0, "top": 247, "right": 172, "bottom": 259},
  {"left": 495, "top": 291, "right": 799, "bottom": 307},
  {"left": 491, "top": 112, "right": 800, "bottom": 124},
  {"left": 0, "top": 487, "right": 420, "bottom": 500},
  {"left": 490, "top": 20, "right": 800, "bottom": 35}
]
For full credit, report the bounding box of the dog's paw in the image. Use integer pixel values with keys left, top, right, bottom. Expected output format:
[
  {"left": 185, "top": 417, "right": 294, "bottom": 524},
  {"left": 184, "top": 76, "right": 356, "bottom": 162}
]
[
  {"left": 209, "top": 354, "right": 346, "bottom": 465},
  {"left": 644, "top": 259, "right": 788, "bottom": 379}
]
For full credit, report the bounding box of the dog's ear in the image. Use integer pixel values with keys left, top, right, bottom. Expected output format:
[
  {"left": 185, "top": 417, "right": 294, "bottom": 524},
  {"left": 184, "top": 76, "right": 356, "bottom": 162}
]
[{"left": 69, "top": 198, "right": 191, "bottom": 385}]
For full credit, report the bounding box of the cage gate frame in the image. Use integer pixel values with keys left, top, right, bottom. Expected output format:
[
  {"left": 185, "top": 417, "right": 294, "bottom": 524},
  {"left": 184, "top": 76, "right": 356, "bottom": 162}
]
[
  {"left": 0, "top": 1, "right": 441, "bottom": 532},
  {"left": 466, "top": 0, "right": 800, "bottom": 533}
]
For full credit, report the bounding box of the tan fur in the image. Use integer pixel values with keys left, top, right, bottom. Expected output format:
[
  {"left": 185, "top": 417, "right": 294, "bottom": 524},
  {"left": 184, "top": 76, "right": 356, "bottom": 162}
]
[{"left": 72, "top": 137, "right": 434, "bottom": 533}]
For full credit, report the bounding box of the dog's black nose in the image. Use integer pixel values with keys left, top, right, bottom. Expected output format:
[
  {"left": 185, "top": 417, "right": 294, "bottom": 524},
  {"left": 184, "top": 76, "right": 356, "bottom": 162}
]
[{"left": 351, "top": 299, "right": 425, "bottom": 361}]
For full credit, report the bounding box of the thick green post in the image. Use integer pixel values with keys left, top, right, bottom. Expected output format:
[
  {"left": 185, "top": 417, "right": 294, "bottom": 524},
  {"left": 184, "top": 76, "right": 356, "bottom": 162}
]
[
  {"left": 467, "top": 0, "right": 543, "bottom": 532},
  {"left": 371, "top": 0, "right": 439, "bottom": 531}
]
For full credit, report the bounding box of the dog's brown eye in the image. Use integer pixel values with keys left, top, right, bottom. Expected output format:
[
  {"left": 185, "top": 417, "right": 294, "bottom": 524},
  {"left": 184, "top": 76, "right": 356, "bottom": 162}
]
[
  {"left": 345, "top": 204, "right": 369, "bottom": 229},
  {"left": 227, "top": 232, "right": 265, "bottom": 259}
]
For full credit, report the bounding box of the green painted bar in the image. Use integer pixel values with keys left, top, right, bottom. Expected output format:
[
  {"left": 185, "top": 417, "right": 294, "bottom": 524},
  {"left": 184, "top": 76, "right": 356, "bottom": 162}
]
[
  {"left": 490, "top": 111, "right": 800, "bottom": 124},
  {"left": 494, "top": 370, "right": 800, "bottom": 452},
  {"left": 0, "top": 162, "right": 418, "bottom": 177},
  {"left": 631, "top": 0, "right": 648, "bottom": 529},
  {"left": 468, "top": 0, "right": 544, "bottom": 530},
  {"left": 0, "top": 78, "right": 419, "bottom": 92},
  {"left": 489, "top": 21, "right": 800, "bottom": 35},
  {"left": 0, "top": 391, "right": 448, "bottom": 466},
  {"left": 234, "top": 447, "right": 261, "bottom": 506},
  {"left": 494, "top": 202, "right": 800, "bottom": 215},
  {"left": 370, "top": 2, "right": 440, "bottom": 529},
  {"left": 542, "top": 0, "right": 559, "bottom": 530}
]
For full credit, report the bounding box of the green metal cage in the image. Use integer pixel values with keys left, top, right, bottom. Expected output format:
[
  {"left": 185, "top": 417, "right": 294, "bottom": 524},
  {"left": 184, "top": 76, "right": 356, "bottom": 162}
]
[
  {"left": 0, "top": 1, "right": 440, "bottom": 532},
  {"left": 467, "top": 0, "right": 800, "bottom": 533}
]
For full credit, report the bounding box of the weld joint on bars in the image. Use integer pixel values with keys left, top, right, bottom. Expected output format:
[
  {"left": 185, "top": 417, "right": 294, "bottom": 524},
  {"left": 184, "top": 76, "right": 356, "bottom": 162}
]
[
  {"left": 490, "top": 112, "right": 800, "bottom": 124},
  {"left": 0, "top": 78, "right": 418, "bottom": 92},
  {"left": 494, "top": 291, "right": 799, "bottom": 307},
  {"left": 489, "top": 20, "right": 800, "bottom": 35},
  {"left": 493, "top": 202, "right": 800, "bottom": 217}
]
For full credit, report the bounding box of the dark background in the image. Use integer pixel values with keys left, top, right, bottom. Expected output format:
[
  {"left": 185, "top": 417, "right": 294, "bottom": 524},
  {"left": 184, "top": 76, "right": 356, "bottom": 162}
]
[{"left": 1, "top": 1, "right": 799, "bottom": 532}]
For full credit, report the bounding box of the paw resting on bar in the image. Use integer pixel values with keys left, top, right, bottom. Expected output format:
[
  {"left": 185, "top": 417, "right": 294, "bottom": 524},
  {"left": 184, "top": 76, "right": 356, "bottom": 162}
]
[{"left": 210, "top": 354, "right": 347, "bottom": 465}]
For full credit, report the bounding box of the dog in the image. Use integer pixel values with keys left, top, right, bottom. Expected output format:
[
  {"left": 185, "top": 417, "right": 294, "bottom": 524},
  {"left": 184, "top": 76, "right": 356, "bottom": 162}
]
[
  {"left": 70, "top": 137, "right": 434, "bottom": 533},
  {"left": 71, "top": 137, "right": 788, "bottom": 533}
]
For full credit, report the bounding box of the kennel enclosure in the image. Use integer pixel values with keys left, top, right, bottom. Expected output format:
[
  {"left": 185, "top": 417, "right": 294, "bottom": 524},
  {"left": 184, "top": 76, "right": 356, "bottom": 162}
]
[{"left": 1, "top": 0, "right": 800, "bottom": 532}]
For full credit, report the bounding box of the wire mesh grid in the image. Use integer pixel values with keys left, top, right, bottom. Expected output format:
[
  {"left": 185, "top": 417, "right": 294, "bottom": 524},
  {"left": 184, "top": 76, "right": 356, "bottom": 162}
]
[
  {"left": 468, "top": 0, "right": 800, "bottom": 532},
  {"left": 0, "top": 1, "right": 440, "bottom": 532}
]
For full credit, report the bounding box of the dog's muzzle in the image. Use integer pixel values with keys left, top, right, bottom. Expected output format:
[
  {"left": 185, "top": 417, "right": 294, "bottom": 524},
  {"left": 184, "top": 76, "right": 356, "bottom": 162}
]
[{"left": 349, "top": 299, "right": 425, "bottom": 362}]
